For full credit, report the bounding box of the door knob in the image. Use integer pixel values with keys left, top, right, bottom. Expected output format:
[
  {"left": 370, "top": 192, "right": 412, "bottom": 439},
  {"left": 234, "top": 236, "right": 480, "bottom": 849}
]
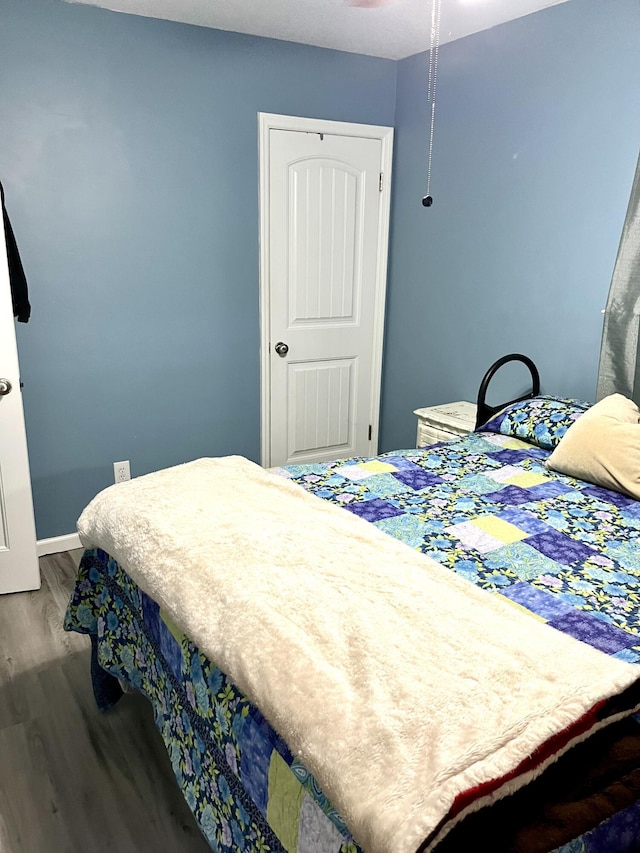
[
  {"left": 0, "top": 379, "right": 12, "bottom": 396},
  {"left": 274, "top": 342, "right": 289, "bottom": 357}
]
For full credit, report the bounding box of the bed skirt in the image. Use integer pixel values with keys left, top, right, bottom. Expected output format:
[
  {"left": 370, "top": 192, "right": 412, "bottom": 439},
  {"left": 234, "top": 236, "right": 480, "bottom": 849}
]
[{"left": 65, "top": 547, "right": 361, "bottom": 853}]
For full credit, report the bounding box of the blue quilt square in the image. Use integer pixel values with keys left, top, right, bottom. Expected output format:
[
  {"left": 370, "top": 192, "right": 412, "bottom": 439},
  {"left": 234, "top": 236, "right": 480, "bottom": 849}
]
[
  {"left": 362, "top": 473, "right": 411, "bottom": 500},
  {"left": 157, "top": 618, "right": 183, "bottom": 681},
  {"left": 458, "top": 474, "right": 505, "bottom": 495},
  {"left": 603, "top": 541, "right": 640, "bottom": 573},
  {"left": 345, "top": 499, "right": 404, "bottom": 522},
  {"left": 392, "top": 469, "right": 443, "bottom": 490},
  {"left": 484, "top": 485, "right": 532, "bottom": 505},
  {"left": 500, "top": 582, "right": 573, "bottom": 619},
  {"left": 622, "top": 502, "right": 640, "bottom": 520},
  {"left": 548, "top": 610, "right": 635, "bottom": 654},
  {"left": 283, "top": 463, "right": 332, "bottom": 477},
  {"left": 140, "top": 593, "right": 182, "bottom": 681},
  {"left": 526, "top": 481, "right": 574, "bottom": 501},
  {"left": 582, "top": 485, "right": 636, "bottom": 509},
  {"left": 483, "top": 542, "right": 564, "bottom": 580},
  {"left": 486, "top": 449, "right": 532, "bottom": 464},
  {"left": 382, "top": 455, "right": 423, "bottom": 470},
  {"left": 141, "top": 589, "right": 159, "bottom": 637},
  {"left": 528, "top": 447, "right": 551, "bottom": 460},
  {"left": 496, "top": 508, "right": 552, "bottom": 536},
  {"left": 376, "top": 514, "right": 431, "bottom": 549},
  {"left": 526, "top": 530, "right": 596, "bottom": 564},
  {"left": 238, "top": 712, "right": 274, "bottom": 814}
]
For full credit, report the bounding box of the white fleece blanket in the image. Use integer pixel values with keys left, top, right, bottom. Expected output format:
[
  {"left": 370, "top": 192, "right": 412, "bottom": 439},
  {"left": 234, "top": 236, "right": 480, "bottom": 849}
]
[{"left": 78, "top": 456, "right": 640, "bottom": 853}]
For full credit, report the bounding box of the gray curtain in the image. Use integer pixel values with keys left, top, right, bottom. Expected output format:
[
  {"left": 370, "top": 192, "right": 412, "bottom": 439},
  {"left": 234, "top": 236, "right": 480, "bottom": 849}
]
[{"left": 596, "top": 151, "right": 640, "bottom": 403}]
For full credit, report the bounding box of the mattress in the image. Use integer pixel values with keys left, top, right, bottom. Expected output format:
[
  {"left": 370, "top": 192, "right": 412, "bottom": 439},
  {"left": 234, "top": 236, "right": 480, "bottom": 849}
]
[{"left": 64, "top": 397, "right": 640, "bottom": 852}]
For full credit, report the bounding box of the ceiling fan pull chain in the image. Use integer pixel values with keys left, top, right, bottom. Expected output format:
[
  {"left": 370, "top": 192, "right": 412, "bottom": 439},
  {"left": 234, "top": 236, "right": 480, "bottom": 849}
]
[{"left": 423, "top": 0, "right": 441, "bottom": 208}]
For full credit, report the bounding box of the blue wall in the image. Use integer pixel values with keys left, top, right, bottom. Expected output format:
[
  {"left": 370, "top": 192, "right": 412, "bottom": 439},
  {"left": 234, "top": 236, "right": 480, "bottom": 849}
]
[
  {"left": 0, "top": 0, "right": 397, "bottom": 538},
  {"left": 3, "top": 0, "right": 640, "bottom": 538},
  {"left": 380, "top": 0, "right": 640, "bottom": 452}
]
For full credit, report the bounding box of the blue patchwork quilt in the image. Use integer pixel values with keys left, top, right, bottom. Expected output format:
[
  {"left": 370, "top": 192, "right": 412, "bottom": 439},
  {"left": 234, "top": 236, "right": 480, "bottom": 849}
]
[
  {"left": 275, "top": 429, "right": 640, "bottom": 662},
  {"left": 64, "top": 397, "right": 640, "bottom": 852}
]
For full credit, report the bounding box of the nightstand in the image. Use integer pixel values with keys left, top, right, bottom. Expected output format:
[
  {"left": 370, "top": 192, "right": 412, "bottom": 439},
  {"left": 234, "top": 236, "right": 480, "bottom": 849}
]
[{"left": 413, "top": 401, "right": 477, "bottom": 448}]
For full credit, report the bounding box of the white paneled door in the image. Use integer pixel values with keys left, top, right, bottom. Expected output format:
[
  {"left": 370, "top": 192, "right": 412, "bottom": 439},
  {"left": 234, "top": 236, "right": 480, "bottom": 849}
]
[
  {"left": 0, "top": 217, "right": 39, "bottom": 593},
  {"left": 260, "top": 115, "right": 393, "bottom": 468}
]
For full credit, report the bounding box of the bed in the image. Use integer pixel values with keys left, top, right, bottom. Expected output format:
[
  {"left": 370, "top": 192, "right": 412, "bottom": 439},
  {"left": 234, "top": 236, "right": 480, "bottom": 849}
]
[{"left": 64, "top": 393, "right": 640, "bottom": 853}]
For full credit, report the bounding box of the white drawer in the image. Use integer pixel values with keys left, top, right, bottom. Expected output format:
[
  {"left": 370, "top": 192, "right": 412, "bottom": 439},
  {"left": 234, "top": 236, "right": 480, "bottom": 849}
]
[
  {"left": 417, "top": 423, "right": 467, "bottom": 447},
  {"left": 414, "top": 401, "right": 477, "bottom": 448}
]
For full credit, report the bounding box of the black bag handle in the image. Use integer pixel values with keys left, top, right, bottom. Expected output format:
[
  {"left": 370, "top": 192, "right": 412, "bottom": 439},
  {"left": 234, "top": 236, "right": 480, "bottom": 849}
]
[{"left": 475, "top": 353, "right": 540, "bottom": 430}]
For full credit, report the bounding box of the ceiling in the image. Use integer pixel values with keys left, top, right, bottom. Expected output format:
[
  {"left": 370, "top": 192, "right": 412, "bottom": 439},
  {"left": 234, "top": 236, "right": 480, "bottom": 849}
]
[{"left": 65, "top": 0, "right": 571, "bottom": 60}]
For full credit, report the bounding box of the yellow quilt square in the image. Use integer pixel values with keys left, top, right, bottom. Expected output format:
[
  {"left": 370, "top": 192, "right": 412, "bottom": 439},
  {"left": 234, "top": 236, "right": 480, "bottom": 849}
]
[
  {"left": 505, "top": 472, "right": 549, "bottom": 488},
  {"left": 471, "top": 516, "right": 529, "bottom": 544},
  {"left": 499, "top": 596, "right": 547, "bottom": 622},
  {"left": 359, "top": 460, "right": 397, "bottom": 473},
  {"left": 267, "top": 750, "right": 304, "bottom": 851},
  {"left": 502, "top": 437, "right": 530, "bottom": 449}
]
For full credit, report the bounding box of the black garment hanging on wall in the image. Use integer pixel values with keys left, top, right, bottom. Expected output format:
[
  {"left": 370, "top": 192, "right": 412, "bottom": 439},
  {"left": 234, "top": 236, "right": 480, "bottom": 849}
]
[{"left": 0, "top": 181, "right": 31, "bottom": 323}]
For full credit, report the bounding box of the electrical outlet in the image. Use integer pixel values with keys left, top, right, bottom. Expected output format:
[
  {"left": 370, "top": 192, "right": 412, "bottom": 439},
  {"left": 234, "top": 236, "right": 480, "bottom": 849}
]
[{"left": 113, "top": 460, "right": 131, "bottom": 483}]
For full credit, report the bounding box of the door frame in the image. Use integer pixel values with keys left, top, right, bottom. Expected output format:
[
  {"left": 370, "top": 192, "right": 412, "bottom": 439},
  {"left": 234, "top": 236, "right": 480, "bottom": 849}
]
[
  {"left": 258, "top": 112, "right": 394, "bottom": 467},
  {"left": 0, "top": 215, "right": 39, "bottom": 593}
]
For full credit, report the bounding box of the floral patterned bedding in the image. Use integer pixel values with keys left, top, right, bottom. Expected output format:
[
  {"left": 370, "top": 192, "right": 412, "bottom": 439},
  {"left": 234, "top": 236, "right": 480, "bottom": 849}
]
[
  {"left": 276, "top": 430, "right": 640, "bottom": 662},
  {"left": 64, "top": 398, "right": 640, "bottom": 852}
]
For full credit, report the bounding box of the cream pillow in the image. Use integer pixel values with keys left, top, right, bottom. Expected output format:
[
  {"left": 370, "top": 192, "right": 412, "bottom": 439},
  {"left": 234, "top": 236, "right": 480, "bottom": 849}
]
[{"left": 546, "top": 393, "right": 640, "bottom": 500}]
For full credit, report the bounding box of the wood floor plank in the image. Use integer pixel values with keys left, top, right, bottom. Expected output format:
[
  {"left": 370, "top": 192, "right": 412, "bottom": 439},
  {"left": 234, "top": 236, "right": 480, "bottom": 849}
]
[
  {"left": 0, "top": 551, "right": 211, "bottom": 853},
  {"left": 32, "top": 656, "right": 143, "bottom": 852},
  {"left": 0, "top": 719, "right": 76, "bottom": 852},
  {"left": 0, "top": 660, "right": 48, "bottom": 731}
]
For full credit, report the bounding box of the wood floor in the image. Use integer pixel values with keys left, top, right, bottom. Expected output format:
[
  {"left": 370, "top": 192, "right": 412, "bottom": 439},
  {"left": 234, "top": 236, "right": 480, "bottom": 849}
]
[{"left": 0, "top": 551, "right": 211, "bottom": 852}]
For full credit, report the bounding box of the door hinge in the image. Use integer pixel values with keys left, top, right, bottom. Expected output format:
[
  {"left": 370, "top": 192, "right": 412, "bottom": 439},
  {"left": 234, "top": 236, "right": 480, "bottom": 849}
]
[
  {"left": 368, "top": 425, "right": 372, "bottom": 441},
  {"left": 379, "top": 173, "right": 383, "bottom": 192}
]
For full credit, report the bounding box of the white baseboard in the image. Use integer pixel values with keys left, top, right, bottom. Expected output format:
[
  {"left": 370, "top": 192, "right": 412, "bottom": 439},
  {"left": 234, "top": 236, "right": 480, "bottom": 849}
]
[{"left": 37, "top": 533, "right": 82, "bottom": 557}]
